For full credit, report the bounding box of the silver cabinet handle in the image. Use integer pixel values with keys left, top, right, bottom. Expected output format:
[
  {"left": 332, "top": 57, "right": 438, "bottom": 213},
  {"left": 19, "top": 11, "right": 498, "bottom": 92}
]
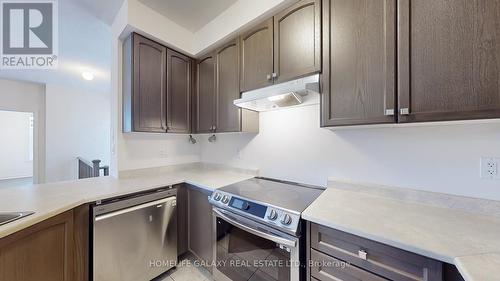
[
  {"left": 384, "top": 109, "right": 395, "bottom": 116},
  {"left": 400, "top": 108, "right": 410, "bottom": 115},
  {"left": 272, "top": 72, "right": 278, "bottom": 78},
  {"left": 358, "top": 250, "right": 368, "bottom": 260}
]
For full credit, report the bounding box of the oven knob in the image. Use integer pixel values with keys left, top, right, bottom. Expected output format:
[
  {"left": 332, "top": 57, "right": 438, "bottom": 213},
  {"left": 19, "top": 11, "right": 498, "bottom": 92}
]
[
  {"left": 213, "top": 193, "right": 222, "bottom": 201},
  {"left": 221, "top": 195, "right": 230, "bottom": 204},
  {"left": 281, "top": 214, "right": 292, "bottom": 225},
  {"left": 267, "top": 209, "right": 278, "bottom": 220}
]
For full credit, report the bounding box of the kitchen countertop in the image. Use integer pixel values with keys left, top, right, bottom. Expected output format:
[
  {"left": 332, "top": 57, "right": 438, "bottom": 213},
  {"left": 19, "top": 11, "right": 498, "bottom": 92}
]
[
  {"left": 3, "top": 165, "right": 500, "bottom": 281},
  {"left": 0, "top": 162, "right": 257, "bottom": 239},
  {"left": 302, "top": 182, "right": 500, "bottom": 281}
]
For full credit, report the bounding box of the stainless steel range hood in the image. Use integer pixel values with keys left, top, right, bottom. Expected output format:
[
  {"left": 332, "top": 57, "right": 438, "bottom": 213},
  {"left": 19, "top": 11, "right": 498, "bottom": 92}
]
[{"left": 234, "top": 74, "right": 320, "bottom": 112}]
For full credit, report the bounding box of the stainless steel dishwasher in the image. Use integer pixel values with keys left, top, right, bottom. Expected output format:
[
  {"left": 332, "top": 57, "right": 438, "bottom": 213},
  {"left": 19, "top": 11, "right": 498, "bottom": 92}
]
[{"left": 92, "top": 188, "right": 177, "bottom": 281}]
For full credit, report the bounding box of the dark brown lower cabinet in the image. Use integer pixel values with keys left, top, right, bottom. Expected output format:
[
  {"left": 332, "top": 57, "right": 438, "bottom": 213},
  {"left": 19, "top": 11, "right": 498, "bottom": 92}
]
[
  {"left": 308, "top": 222, "right": 448, "bottom": 281},
  {"left": 0, "top": 211, "right": 75, "bottom": 281},
  {"left": 187, "top": 185, "right": 213, "bottom": 271},
  {"left": 73, "top": 205, "right": 90, "bottom": 281},
  {"left": 311, "top": 249, "right": 387, "bottom": 281},
  {"left": 176, "top": 184, "right": 189, "bottom": 256},
  {"left": 0, "top": 206, "right": 90, "bottom": 281}
]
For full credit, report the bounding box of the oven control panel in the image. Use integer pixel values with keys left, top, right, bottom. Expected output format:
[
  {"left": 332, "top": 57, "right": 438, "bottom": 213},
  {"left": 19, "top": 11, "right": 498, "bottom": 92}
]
[{"left": 209, "top": 191, "right": 300, "bottom": 232}]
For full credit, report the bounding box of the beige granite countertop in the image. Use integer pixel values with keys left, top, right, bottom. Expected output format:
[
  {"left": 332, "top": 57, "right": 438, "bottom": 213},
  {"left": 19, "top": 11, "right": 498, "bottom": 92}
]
[
  {"left": 455, "top": 253, "right": 500, "bottom": 281},
  {"left": 302, "top": 181, "right": 500, "bottom": 281},
  {"left": 0, "top": 162, "right": 256, "bottom": 239}
]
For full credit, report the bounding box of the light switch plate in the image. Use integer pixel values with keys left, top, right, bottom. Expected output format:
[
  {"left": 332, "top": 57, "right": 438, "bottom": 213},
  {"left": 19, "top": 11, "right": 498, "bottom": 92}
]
[{"left": 481, "top": 157, "right": 499, "bottom": 179}]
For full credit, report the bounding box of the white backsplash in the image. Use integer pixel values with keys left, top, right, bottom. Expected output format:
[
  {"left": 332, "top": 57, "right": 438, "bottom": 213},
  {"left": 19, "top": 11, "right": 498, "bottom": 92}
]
[{"left": 200, "top": 104, "right": 500, "bottom": 201}]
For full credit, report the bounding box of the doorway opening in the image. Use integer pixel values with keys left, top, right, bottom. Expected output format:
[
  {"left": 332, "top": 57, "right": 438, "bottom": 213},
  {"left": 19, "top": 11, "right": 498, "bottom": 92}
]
[{"left": 0, "top": 110, "right": 34, "bottom": 188}]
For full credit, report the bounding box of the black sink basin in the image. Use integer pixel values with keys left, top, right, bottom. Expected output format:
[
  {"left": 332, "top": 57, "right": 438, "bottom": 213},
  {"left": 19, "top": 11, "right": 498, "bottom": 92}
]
[{"left": 0, "top": 212, "right": 35, "bottom": 226}]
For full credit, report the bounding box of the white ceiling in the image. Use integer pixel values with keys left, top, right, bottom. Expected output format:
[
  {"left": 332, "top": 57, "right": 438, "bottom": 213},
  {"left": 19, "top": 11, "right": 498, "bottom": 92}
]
[
  {"left": 139, "top": 0, "right": 238, "bottom": 32},
  {"left": 74, "top": 0, "right": 125, "bottom": 25},
  {"left": 0, "top": 0, "right": 112, "bottom": 94}
]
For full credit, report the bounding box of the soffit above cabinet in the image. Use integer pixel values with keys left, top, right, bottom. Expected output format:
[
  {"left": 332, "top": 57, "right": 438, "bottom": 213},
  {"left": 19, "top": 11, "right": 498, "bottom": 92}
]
[
  {"left": 115, "top": 0, "right": 298, "bottom": 56},
  {"left": 138, "top": 0, "right": 237, "bottom": 32}
]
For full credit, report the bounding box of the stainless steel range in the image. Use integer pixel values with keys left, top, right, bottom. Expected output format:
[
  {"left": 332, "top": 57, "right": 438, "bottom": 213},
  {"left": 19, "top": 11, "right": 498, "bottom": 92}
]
[{"left": 209, "top": 177, "right": 324, "bottom": 281}]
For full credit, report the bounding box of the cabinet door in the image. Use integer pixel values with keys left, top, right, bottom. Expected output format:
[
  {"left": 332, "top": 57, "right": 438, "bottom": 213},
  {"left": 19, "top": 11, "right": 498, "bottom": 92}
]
[
  {"left": 321, "top": 0, "right": 396, "bottom": 126},
  {"left": 216, "top": 40, "right": 241, "bottom": 132},
  {"left": 196, "top": 54, "right": 216, "bottom": 133},
  {"left": 274, "top": 0, "right": 321, "bottom": 83},
  {"left": 310, "top": 223, "right": 443, "bottom": 281},
  {"left": 240, "top": 19, "right": 274, "bottom": 92},
  {"left": 176, "top": 184, "right": 188, "bottom": 256},
  {"left": 167, "top": 49, "right": 192, "bottom": 133},
  {"left": 0, "top": 211, "right": 74, "bottom": 281},
  {"left": 188, "top": 185, "right": 213, "bottom": 271},
  {"left": 131, "top": 34, "right": 167, "bottom": 132},
  {"left": 398, "top": 0, "right": 500, "bottom": 122}
]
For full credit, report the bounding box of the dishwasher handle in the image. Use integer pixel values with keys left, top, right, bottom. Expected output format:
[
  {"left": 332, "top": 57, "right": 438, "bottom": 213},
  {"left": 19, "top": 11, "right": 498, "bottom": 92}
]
[{"left": 95, "top": 196, "right": 176, "bottom": 222}]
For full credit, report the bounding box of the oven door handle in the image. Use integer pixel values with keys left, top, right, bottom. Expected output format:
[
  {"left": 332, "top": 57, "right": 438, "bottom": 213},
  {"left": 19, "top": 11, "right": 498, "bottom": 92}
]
[{"left": 213, "top": 208, "right": 297, "bottom": 248}]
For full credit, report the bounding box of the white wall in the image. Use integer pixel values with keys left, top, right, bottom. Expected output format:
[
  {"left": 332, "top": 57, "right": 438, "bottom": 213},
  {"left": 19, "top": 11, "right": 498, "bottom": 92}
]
[
  {"left": 192, "top": 0, "right": 296, "bottom": 54},
  {"left": 109, "top": 0, "right": 297, "bottom": 175},
  {"left": 200, "top": 104, "right": 500, "bottom": 201},
  {"left": 110, "top": 2, "right": 200, "bottom": 175},
  {"left": 117, "top": 133, "right": 200, "bottom": 171},
  {"left": 0, "top": 111, "right": 33, "bottom": 180},
  {"left": 113, "top": 0, "right": 295, "bottom": 55},
  {"left": 0, "top": 79, "right": 46, "bottom": 183},
  {"left": 109, "top": 35, "right": 200, "bottom": 173},
  {"left": 45, "top": 84, "right": 111, "bottom": 182},
  {"left": 0, "top": 0, "right": 111, "bottom": 94}
]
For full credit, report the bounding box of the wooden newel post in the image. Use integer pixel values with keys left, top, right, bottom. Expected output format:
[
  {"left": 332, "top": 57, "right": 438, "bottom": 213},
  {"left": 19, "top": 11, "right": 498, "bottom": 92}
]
[{"left": 92, "top": 160, "right": 101, "bottom": 177}]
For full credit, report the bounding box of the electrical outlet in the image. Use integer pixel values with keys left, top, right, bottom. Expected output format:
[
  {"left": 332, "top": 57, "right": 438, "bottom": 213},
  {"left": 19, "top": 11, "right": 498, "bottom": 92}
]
[{"left": 481, "top": 157, "right": 499, "bottom": 179}]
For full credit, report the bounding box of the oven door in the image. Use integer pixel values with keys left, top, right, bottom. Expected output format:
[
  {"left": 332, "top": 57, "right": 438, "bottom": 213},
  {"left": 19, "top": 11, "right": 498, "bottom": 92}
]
[{"left": 212, "top": 207, "right": 300, "bottom": 281}]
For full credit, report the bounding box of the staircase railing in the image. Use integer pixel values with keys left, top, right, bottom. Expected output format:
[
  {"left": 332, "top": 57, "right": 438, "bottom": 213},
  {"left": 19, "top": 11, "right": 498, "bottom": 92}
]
[{"left": 77, "top": 158, "right": 109, "bottom": 179}]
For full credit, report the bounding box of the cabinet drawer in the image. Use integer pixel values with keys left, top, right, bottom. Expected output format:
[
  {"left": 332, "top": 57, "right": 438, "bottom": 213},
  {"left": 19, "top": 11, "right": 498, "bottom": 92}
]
[
  {"left": 310, "top": 224, "right": 442, "bottom": 281},
  {"left": 311, "top": 249, "right": 387, "bottom": 281}
]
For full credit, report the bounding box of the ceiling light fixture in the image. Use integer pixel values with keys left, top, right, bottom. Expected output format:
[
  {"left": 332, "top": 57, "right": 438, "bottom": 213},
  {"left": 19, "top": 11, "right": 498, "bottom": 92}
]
[{"left": 81, "top": 71, "right": 95, "bottom": 81}]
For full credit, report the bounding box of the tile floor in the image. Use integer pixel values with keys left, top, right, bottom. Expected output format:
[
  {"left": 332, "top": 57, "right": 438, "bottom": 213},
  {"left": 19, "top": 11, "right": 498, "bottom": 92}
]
[{"left": 157, "top": 254, "right": 214, "bottom": 281}]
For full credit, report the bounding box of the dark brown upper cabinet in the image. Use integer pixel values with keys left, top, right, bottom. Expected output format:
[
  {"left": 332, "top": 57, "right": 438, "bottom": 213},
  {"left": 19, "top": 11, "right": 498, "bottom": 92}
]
[
  {"left": 321, "top": 0, "right": 396, "bottom": 127},
  {"left": 398, "top": 0, "right": 500, "bottom": 122},
  {"left": 123, "top": 33, "right": 194, "bottom": 133},
  {"left": 195, "top": 53, "right": 217, "bottom": 133},
  {"left": 216, "top": 39, "right": 241, "bottom": 132},
  {"left": 239, "top": 19, "right": 274, "bottom": 92},
  {"left": 123, "top": 33, "right": 167, "bottom": 133},
  {"left": 167, "top": 49, "right": 192, "bottom": 133},
  {"left": 273, "top": 0, "right": 321, "bottom": 84}
]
